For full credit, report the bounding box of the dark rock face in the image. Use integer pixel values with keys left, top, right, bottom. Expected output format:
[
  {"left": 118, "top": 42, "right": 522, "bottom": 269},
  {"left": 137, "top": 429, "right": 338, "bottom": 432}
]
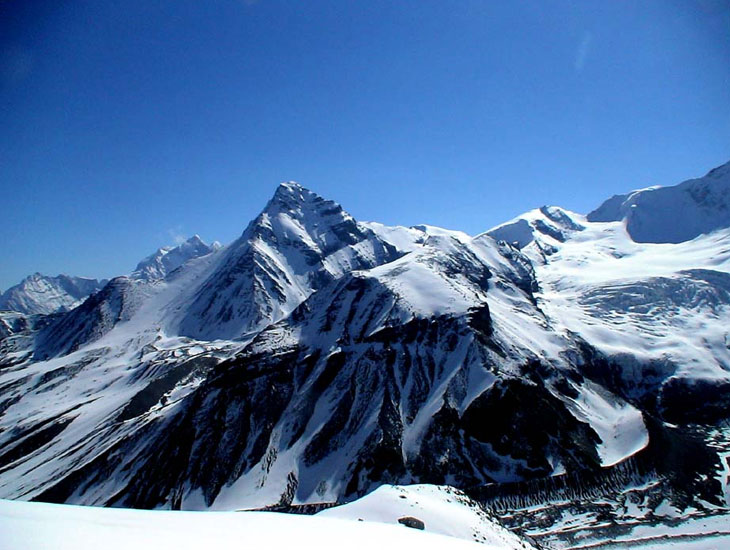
[
  {"left": 35, "top": 348, "right": 299, "bottom": 509},
  {"left": 575, "top": 337, "right": 730, "bottom": 427},
  {"left": 468, "top": 304, "right": 494, "bottom": 341},
  {"left": 533, "top": 219, "right": 566, "bottom": 242},
  {"left": 117, "top": 356, "right": 218, "bottom": 422},
  {"left": 492, "top": 241, "right": 538, "bottom": 300},
  {"left": 659, "top": 378, "right": 730, "bottom": 425},
  {"left": 462, "top": 379, "right": 602, "bottom": 477},
  {"left": 539, "top": 206, "right": 585, "bottom": 232},
  {"left": 0, "top": 415, "right": 73, "bottom": 470},
  {"left": 398, "top": 516, "right": 425, "bottom": 530}
]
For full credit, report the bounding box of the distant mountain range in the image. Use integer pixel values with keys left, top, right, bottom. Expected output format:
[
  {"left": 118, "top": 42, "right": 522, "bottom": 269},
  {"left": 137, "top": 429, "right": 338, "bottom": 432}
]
[
  {"left": 0, "top": 274, "right": 107, "bottom": 316},
  {"left": 0, "top": 235, "right": 221, "bottom": 317},
  {"left": 0, "top": 161, "right": 729, "bottom": 517}
]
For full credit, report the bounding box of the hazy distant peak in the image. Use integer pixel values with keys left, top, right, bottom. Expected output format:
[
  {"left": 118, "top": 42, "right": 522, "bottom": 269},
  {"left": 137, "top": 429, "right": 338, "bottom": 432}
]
[
  {"left": 0, "top": 273, "right": 107, "bottom": 315},
  {"left": 132, "top": 235, "right": 218, "bottom": 281}
]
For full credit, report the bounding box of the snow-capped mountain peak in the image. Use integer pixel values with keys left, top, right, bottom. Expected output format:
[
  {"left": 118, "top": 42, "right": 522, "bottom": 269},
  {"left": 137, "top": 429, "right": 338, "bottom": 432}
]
[
  {"left": 0, "top": 273, "right": 107, "bottom": 315},
  {"left": 587, "top": 160, "right": 730, "bottom": 243},
  {"left": 178, "top": 183, "right": 401, "bottom": 340},
  {"left": 132, "top": 235, "right": 219, "bottom": 281},
  {"left": 270, "top": 180, "right": 310, "bottom": 207},
  {"left": 481, "top": 205, "right": 585, "bottom": 263}
]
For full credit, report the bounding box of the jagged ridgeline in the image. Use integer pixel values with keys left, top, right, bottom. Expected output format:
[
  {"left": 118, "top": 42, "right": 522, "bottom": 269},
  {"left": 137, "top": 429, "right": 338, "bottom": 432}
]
[{"left": 1, "top": 162, "right": 730, "bottom": 511}]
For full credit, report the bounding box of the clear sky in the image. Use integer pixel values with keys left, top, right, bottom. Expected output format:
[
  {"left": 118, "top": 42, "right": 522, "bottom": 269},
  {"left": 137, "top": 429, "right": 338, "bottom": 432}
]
[{"left": 1, "top": 1, "right": 729, "bottom": 290}]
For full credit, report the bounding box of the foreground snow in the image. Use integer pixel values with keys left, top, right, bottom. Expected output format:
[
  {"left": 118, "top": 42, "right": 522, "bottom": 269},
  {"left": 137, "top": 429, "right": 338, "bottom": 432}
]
[
  {"left": 318, "top": 484, "right": 536, "bottom": 549},
  {"left": 0, "top": 494, "right": 527, "bottom": 550}
]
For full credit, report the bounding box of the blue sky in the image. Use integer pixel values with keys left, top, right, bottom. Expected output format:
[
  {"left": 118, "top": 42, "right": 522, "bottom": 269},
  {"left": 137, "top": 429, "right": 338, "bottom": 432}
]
[{"left": 1, "top": 0, "right": 729, "bottom": 290}]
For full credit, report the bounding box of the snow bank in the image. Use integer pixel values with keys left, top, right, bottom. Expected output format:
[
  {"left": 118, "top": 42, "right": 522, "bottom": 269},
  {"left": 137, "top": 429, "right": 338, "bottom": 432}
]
[
  {"left": 0, "top": 497, "right": 526, "bottom": 550},
  {"left": 319, "top": 484, "right": 537, "bottom": 549}
]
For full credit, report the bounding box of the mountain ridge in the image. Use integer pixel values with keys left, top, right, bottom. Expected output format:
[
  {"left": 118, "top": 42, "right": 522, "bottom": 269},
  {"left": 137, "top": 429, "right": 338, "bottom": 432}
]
[
  {"left": 177, "top": 181, "right": 402, "bottom": 341},
  {"left": 0, "top": 163, "right": 728, "bottom": 515},
  {"left": 587, "top": 160, "right": 730, "bottom": 243},
  {"left": 0, "top": 235, "right": 221, "bottom": 318}
]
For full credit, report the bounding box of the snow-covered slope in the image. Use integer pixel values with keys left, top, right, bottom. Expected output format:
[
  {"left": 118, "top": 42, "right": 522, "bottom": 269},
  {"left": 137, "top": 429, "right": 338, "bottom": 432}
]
[
  {"left": 484, "top": 172, "right": 730, "bottom": 361},
  {"left": 24, "top": 235, "right": 220, "bottom": 359},
  {"left": 0, "top": 274, "right": 107, "bottom": 315},
  {"left": 482, "top": 197, "right": 730, "bottom": 424},
  {"left": 0, "top": 495, "right": 534, "bottom": 550},
  {"left": 483, "top": 205, "right": 585, "bottom": 261},
  {"left": 32, "top": 276, "right": 153, "bottom": 360},
  {"left": 536, "top": 220, "right": 730, "bottom": 369},
  {"left": 318, "top": 484, "right": 536, "bottom": 548},
  {"left": 587, "top": 160, "right": 730, "bottom": 243}
]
